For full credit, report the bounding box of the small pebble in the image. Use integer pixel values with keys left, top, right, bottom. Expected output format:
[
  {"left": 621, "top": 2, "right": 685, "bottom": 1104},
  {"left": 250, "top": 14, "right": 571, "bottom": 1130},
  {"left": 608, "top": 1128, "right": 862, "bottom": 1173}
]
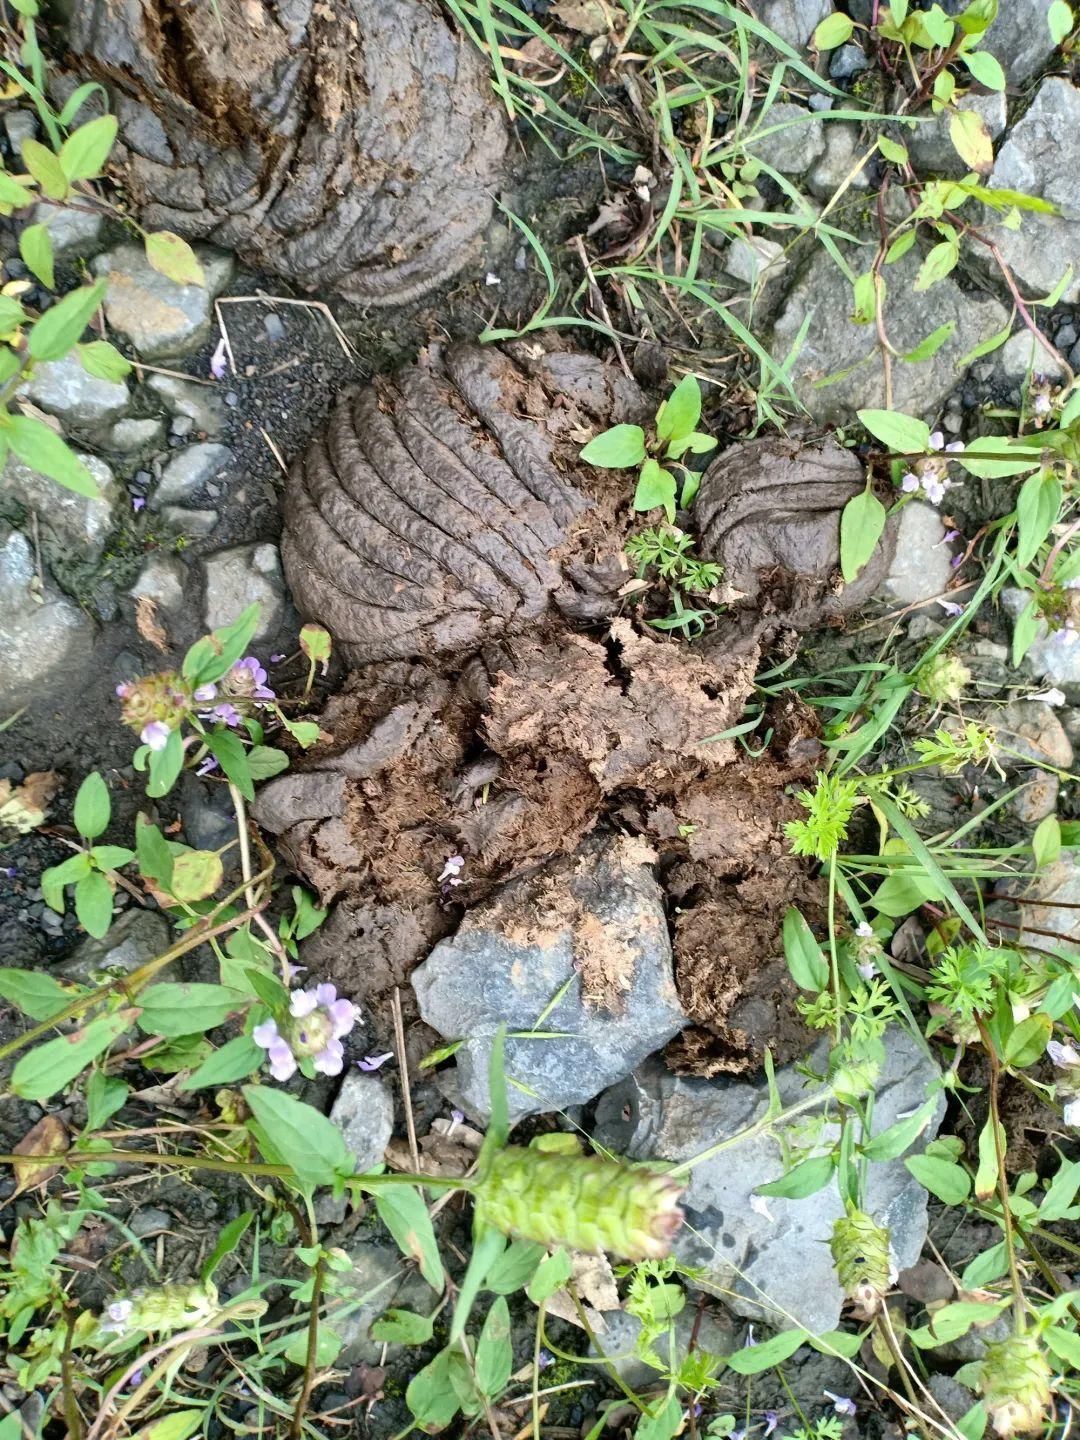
[
  {"left": 170, "top": 415, "right": 195, "bottom": 438},
  {"left": 263, "top": 313, "right": 286, "bottom": 341},
  {"left": 225, "top": 391, "right": 239, "bottom": 407}
]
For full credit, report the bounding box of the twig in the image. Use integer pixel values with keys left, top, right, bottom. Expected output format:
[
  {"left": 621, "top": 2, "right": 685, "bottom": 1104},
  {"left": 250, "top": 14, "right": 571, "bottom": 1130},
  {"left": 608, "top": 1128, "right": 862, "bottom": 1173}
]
[
  {"left": 213, "top": 300, "right": 238, "bottom": 376},
  {"left": 392, "top": 987, "right": 420, "bottom": 1173},
  {"left": 130, "top": 361, "right": 215, "bottom": 386},
  {"left": 217, "top": 293, "right": 355, "bottom": 359},
  {"left": 291, "top": 1254, "right": 326, "bottom": 1439},
  {"left": 261, "top": 426, "right": 290, "bottom": 477}
]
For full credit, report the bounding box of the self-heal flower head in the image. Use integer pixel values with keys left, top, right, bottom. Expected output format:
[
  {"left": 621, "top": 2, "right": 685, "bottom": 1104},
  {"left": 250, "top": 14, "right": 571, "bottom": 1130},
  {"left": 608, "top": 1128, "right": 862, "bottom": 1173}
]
[
  {"left": 118, "top": 669, "right": 191, "bottom": 741},
  {"left": 224, "top": 656, "right": 275, "bottom": 703},
  {"left": 253, "top": 1018, "right": 297, "bottom": 1081},
  {"left": 141, "top": 720, "right": 172, "bottom": 751},
  {"left": 855, "top": 921, "right": 874, "bottom": 939},
  {"left": 257, "top": 981, "right": 360, "bottom": 1080}
]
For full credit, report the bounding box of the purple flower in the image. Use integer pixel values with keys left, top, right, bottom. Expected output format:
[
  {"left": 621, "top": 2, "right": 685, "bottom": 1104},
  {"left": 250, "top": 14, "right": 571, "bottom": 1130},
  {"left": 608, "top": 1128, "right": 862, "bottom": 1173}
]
[
  {"left": 193, "top": 683, "right": 217, "bottom": 702},
  {"left": 1048, "top": 1039, "right": 1080, "bottom": 1069},
  {"left": 227, "top": 656, "right": 275, "bottom": 702},
  {"left": 207, "top": 702, "right": 241, "bottom": 727},
  {"left": 900, "top": 471, "right": 920, "bottom": 494},
  {"left": 270, "top": 653, "right": 286, "bottom": 664},
  {"left": 940, "top": 601, "right": 964, "bottom": 617},
  {"left": 210, "top": 336, "right": 228, "bottom": 380},
  {"left": 357, "top": 1052, "right": 394, "bottom": 1071},
  {"left": 101, "top": 1299, "right": 133, "bottom": 1336},
  {"left": 537, "top": 1350, "right": 554, "bottom": 1370},
  {"left": 196, "top": 755, "right": 219, "bottom": 778},
  {"left": 824, "top": 1391, "right": 857, "bottom": 1418},
  {"left": 115, "top": 682, "right": 131, "bottom": 699},
  {"left": 140, "top": 720, "right": 171, "bottom": 751},
  {"left": 127, "top": 1370, "right": 143, "bottom": 1388},
  {"left": 131, "top": 496, "right": 146, "bottom": 513},
  {"left": 253, "top": 1018, "right": 297, "bottom": 1082},
  {"left": 764, "top": 1413, "right": 778, "bottom": 1437}
]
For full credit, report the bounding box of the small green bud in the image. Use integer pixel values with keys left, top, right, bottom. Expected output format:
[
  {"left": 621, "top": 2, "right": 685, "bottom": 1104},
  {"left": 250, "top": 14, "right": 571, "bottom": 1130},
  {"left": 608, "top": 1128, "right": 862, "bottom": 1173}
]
[
  {"left": 830, "top": 1208, "right": 894, "bottom": 1318},
  {"left": 914, "top": 652, "right": 971, "bottom": 705},
  {"left": 828, "top": 1039, "right": 882, "bottom": 1104},
  {"left": 98, "top": 1281, "right": 220, "bottom": 1343},
  {"left": 474, "top": 1146, "right": 684, "bottom": 1262},
  {"left": 978, "top": 1332, "right": 1052, "bottom": 1437}
]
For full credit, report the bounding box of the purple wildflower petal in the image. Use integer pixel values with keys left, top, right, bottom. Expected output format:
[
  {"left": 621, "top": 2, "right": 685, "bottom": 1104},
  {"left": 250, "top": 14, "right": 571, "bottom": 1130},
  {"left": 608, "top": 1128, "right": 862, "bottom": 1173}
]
[
  {"left": 764, "top": 1413, "right": 779, "bottom": 1437},
  {"left": 314, "top": 982, "right": 338, "bottom": 1007},
  {"left": 193, "top": 683, "right": 217, "bottom": 702},
  {"left": 940, "top": 600, "right": 964, "bottom": 616},
  {"left": 252, "top": 1019, "right": 281, "bottom": 1049},
  {"left": 289, "top": 988, "right": 319, "bottom": 1018},
  {"left": 210, "top": 336, "right": 228, "bottom": 380},
  {"left": 140, "top": 720, "right": 171, "bottom": 751},
  {"left": 357, "top": 1051, "right": 394, "bottom": 1072},
  {"left": 928, "top": 430, "right": 944, "bottom": 450},
  {"left": 1048, "top": 1040, "right": 1080, "bottom": 1068},
  {"left": 313, "top": 1038, "right": 345, "bottom": 1076},
  {"left": 132, "top": 495, "right": 146, "bottom": 512},
  {"left": 270, "top": 653, "right": 285, "bottom": 663},
  {"left": 900, "top": 472, "right": 920, "bottom": 493},
  {"left": 328, "top": 998, "right": 358, "bottom": 1038},
  {"left": 196, "top": 755, "right": 219, "bottom": 778},
  {"left": 267, "top": 1038, "right": 297, "bottom": 1081}
]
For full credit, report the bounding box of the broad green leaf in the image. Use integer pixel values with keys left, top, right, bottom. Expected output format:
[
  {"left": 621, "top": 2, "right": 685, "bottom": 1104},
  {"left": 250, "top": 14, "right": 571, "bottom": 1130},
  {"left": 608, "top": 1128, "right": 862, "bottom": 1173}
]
[
  {"left": 869, "top": 868, "right": 944, "bottom": 917},
  {"left": 28, "top": 279, "right": 107, "bottom": 361},
  {"left": 954, "top": 436, "right": 1043, "bottom": 479},
  {"left": 77, "top": 340, "right": 131, "bottom": 382},
  {"left": 656, "top": 374, "right": 702, "bottom": 443},
  {"left": 635, "top": 1394, "right": 682, "bottom": 1440},
  {"left": 956, "top": 1404, "right": 987, "bottom": 1440},
  {"left": 146, "top": 727, "right": 185, "bottom": 798},
  {"left": 1049, "top": 0, "right": 1075, "bottom": 43},
  {"left": 485, "top": 1239, "right": 544, "bottom": 1294},
  {"left": 206, "top": 729, "right": 254, "bottom": 802},
  {"left": 475, "top": 1295, "right": 513, "bottom": 1398},
  {"left": 19, "top": 221, "right": 53, "bottom": 288},
  {"left": 0, "top": 171, "right": 36, "bottom": 208},
  {"left": 861, "top": 1097, "right": 939, "bottom": 1161},
  {"left": 58, "top": 81, "right": 107, "bottom": 128},
  {"left": 21, "top": 138, "right": 68, "bottom": 200},
  {"left": 130, "top": 1411, "right": 205, "bottom": 1440},
  {"left": 135, "top": 818, "right": 175, "bottom": 890},
  {"left": 74, "top": 868, "right": 114, "bottom": 938},
  {"left": 181, "top": 602, "right": 261, "bottom": 686},
  {"left": 919, "top": 5, "right": 954, "bottom": 44},
  {"left": 812, "top": 11, "right": 854, "bottom": 47},
  {"left": 41, "top": 851, "right": 92, "bottom": 910},
  {"left": 138, "top": 982, "right": 244, "bottom": 1037},
  {"left": 961, "top": 49, "right": 1006, "bottom": 90},
  {"left": 243, "top": 1085, "right": 353, "bottom": 1189},
  {"left": 526, "top": 1247, "right": 573, "bottom": 1304},
  {"left": 907, "top": 1299, "right": 1007, "bottom": 1348},
  {"left": 144, "top": 231, "right": 205, "bottom": 287},
  {"left": 0, "top": 295, "right": 27, "bottom": 333},
  {"left": 974, "top": 1117, "right": 1005, "bottom": 1200},
  {"left": 1011, "top": 595, "right": 1042, "bottom": 667},
  {"left": 727, "top": 1327, "right": 809, "bottom": 1374},
  {"left": 1016, "top": 469, "right": 1062, "bottom": 568},
  {"left": 633, "top": 457, "right": 677, "bottom": 521},
  {"left": 73, "top": 771, "right": 110, "bottom": 840},
  {"left": 903, "top": 322, "right": 955, "bottom": 362},
  {"left": 1033, "top": 814, "right": 1062, "bottom": 870},
  {"left": 85, "top": 1071, "right": 128, "bottom": 1130},
  {"left": 170, "top": 849, "right": 224, "bottom": 903},
  {"left": 949, "top": 108, "right": 993, "bottom": 174},
  {"left": 808, "top": 1329, "right": 867, "bottom": 1359},
  {"left": 756, "top": 1152, "right": 835, "bottom": 1200},
  {"left": 905, "top": 1153, "right": 971, "bottom": 1205},
  {"left": 879, "top": 135, "right": 909, "bottom": 167},
  {"left": 0, "top": 967, "right": 85, "bottom": 1021},
  {"left": 246, "top": 746, "right": 290, "bottom": 783},
  {"left": 407, "top": 1347, "right": 461, "bottom": 1431},
  {"left": 90, "top": 845, "right": 134, "bottom": 871},
  {"left": 180, "top": 1033, "right": 264, "bottom": 1090},
  {"left": 914, "top": 239, "right": 959, "bottom": 291},
  {"left": 782, "top": 906, "right": 829, "bottom": 991},
  {"left": 840, "top": 487, "right": 886, "bottom": 583},
  {"left": 375, "top": 1185, "right": 444, "bottom": 1291},
  {"left": 11, "top": 1009, "right": 134, "bottom": 1099},
  {"left": 579, "top": 424, "right": 646, "bottom": 468},
  {"left": 58, "top": 115, "right": 118, "bottom": 182},
  {"left": 857, "top": 409, "right": 931, "bottom": 454},
  {"left": 201, "top": 1211, "right": 255, "bottom": 1282},
  {"left": 1045, "top": 1324, "right": 1080, "bottom": 1370},
  {"left": 283, "top": 1327, "right": 341, "bottom": 1367},
  {"left": 278, "top": 714, "right": 320, "bottom": 750},
  {"left": 6, "top": 414, "right": 100, "bottom": 497},
  {"left": 1039, "top": 1156, "right": 1080, "bottom": 1221},
  {"left": 960, "top": 1240, "right": 1008, "bottom": 1289},
  {"left": 371, "top": 1308, "right": 435, "bottom": 1345},
  {"left": 1004, "top": 1012, "right": 1053, "bottom": 1068},
  {"left": 851, "top": 269, "right": 877, "bottom": 324}
]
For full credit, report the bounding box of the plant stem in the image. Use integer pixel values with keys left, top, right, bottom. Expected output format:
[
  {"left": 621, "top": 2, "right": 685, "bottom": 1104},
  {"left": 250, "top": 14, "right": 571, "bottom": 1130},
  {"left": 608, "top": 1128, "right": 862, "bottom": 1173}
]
[
  {"left": 977, "top": 1019, "right": 1027, "bottom": 1333},
  {"left": 291, "top": 1253, "right": 325, "bottom": 1439},
  {"left": 670, "top": 1088, "right": 833, "bottom": 1175}
]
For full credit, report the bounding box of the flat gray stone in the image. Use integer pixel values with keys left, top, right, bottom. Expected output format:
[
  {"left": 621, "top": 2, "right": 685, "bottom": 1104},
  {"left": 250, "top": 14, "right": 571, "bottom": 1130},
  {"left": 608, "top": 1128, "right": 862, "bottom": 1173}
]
[
  {"left": 593, "top": 1307, "right": 737, "bottom": 1388},
  {"left": 885, "top": 502, "right": 953, "bottom": 606},
  {"left": 335, "top": 1240, "right": 436, "bottom": 1366},
  {"left": 329, "top": 1071, "right": 394, "bottom": 1174},
  {"left": 152, "top": 442, "right": 232, "bottom": 507},
  {"left": 594, "top": 1028, "right": 943, "bottom": 1332},
  {"left": 0, "top": 524, "right": 95, "bottom": 709},
  {"left": 55, "top": 909, "right": 173, "bottom": 982},
  {"left": 750, "top": 0, "right": 832, "bottom": 48},
  {"left": 990, "top": 79, "right": 1080, "bottom": 305},
  {"left": 129, "top": 553, "right": 186, "bottom": 612},
  {"left": 109, "top": 416, "right": 166, "bottom": 453},
  {"left": 147, "top": 373, "right": 226, "bottom": 438},
  {"left": 724, "top": 235, "right": 787, "bottom": 287},
  {"left": 807, "top": 123, "right": 874, "bottom": 199},
  {"left": 5, "top": 111, "right": 36, "bottom": 152},
  {"left": 985, "top": 0, "right": 1058, "bottom": 84},
  {"left": 412, "top": 837, "right": 686, "bottom": 1121},
  {"left": 21, "top": 353, "right": 130, "bottom": 429},
  {"left": 1018, "top": 856, "right": 1080, "bottom": 955},
  {"left": 995, "top": 699, "right": 1074, "bottom": 772},
  {"left": 770, "top": 241, "right": 1008, "bottom": 422},
  {"left": 92, "top": 243, "right": 234, "bottom": 361},
  {"left": 1, "top": 452, "right": 118, "bottom": 562},
  {"left": 748, "top": 102, "right": 826, "bottom": 175},
  {"left": 31, "top": 201, "right": 104, "bottom": 258},
  {"left": 160, "top": 505, "right": 219, "bottom": 538},
  {"left": 1003, "top": 586, "right": 1080, "bottom": 687},
  {"left": 997, "top": 327, "right": 1068, "bottom": 384},
  {"left": 906, "top": 91, "right": 1007, "bottom": 178},
  {"left": 1013, "top": 771, "right": 1059, "bottom": 824},
  {"left": 203, "top": 542, "right": 284, "bottom": 640}
]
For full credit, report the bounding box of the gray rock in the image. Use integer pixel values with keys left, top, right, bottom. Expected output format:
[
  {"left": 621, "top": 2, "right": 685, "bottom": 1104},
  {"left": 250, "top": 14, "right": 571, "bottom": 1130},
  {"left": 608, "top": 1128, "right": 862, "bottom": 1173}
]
[
  {"left": 21, "top": 353, "right": 130, "bottom": 429},
  {"left": 997, "top": 327, "right": 1068, "bottom": 383},
  {"left": 32, "top": 200, "right": 104, "bottom": 258},
  {"left": 1013, "top": 771, "right": 1059, "bottom": 824},
  {"left": 152, "top": 443, "right": 232, "bottom": 508},
  {"left": 807, "top": 123, "right": 874, "bottom": 199},
  {"left": 5, "top": 110, "right": 36, "bottom": 152},
  {"left": 985, "top": 0, "right": 1058, "bottom": 84},
  {"left": 110, "top": 416, "right": 166, "bottom": 453},
  {"left": 412, "top": 837, "right": 686, "bottom": 1122},
  {"left": 829, "top": 43, "right": 871, "bottom": 79},
  {"left": 328, "top": 1071, "right": 394, "bottom": 1173},
  {"left": 129, "top": 553, "right": 186, "bottom": 612},
  {"left": 990, "top": 79, "right": 1080, "bottom": 306},
  {"left": 178, "top": 772, "right": 236, "bottom": 852},
  {"left": 771, "top": 241, "right": 1008, "bottom": 422},
  {"left": 906, "top": 91, "right": 1007, "bottom": 177},
  {"left": 593, "top": 1306, "right": 737, "bottom": 1388},
  {"left": 594, "top": 1028, "right": 944, "bottom": 1332},
  {"left": 1017, "top": 855, "right": 1080, "bottom": 954},
  {"left": 928, "top": 1374, "right": 979, "bottom": 1424},
  {"left": 54, "top": 909, "right": 172, "bottom": 982},
  {"left": 92, "top": 243, "right": 234, "bottom": 360},
  {"left": 0, "top": 523, "right": 95, "bottom": 708},
  {"left": 1003, "top": 586, "right": 1080, "bottom": 687},
  {"left": 130, "top": 1206, "right": 172, "bottom": 1238},
  {"left": 995, "top": 699, "right": 1074, "bottom": 771},
  {"left": 723, "top": 235, "right": 787, "bottom": 287},
  {"left": 203, "top": 542, "right": 285, "bottom": 640},
  {"left": 748, "top": 102, "right": 826, "bottom": 174},
  {"left": 751, "top": 0, "right": 832, "bottom": 48},
  {"left": 885, "top": 502, "right": 954, "bottom": 606},
  {"left": 1, "top": 452, "right": 118, "bottom": 563},
  {"left": 335, "top": 1239, "right": 436, "bottom": 1365},
  {"left": 159, "top": 505, "right": 219, "bottom": 538},
  {"left": 147, "top": 373, "right": 226, "bottom": 438}
]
